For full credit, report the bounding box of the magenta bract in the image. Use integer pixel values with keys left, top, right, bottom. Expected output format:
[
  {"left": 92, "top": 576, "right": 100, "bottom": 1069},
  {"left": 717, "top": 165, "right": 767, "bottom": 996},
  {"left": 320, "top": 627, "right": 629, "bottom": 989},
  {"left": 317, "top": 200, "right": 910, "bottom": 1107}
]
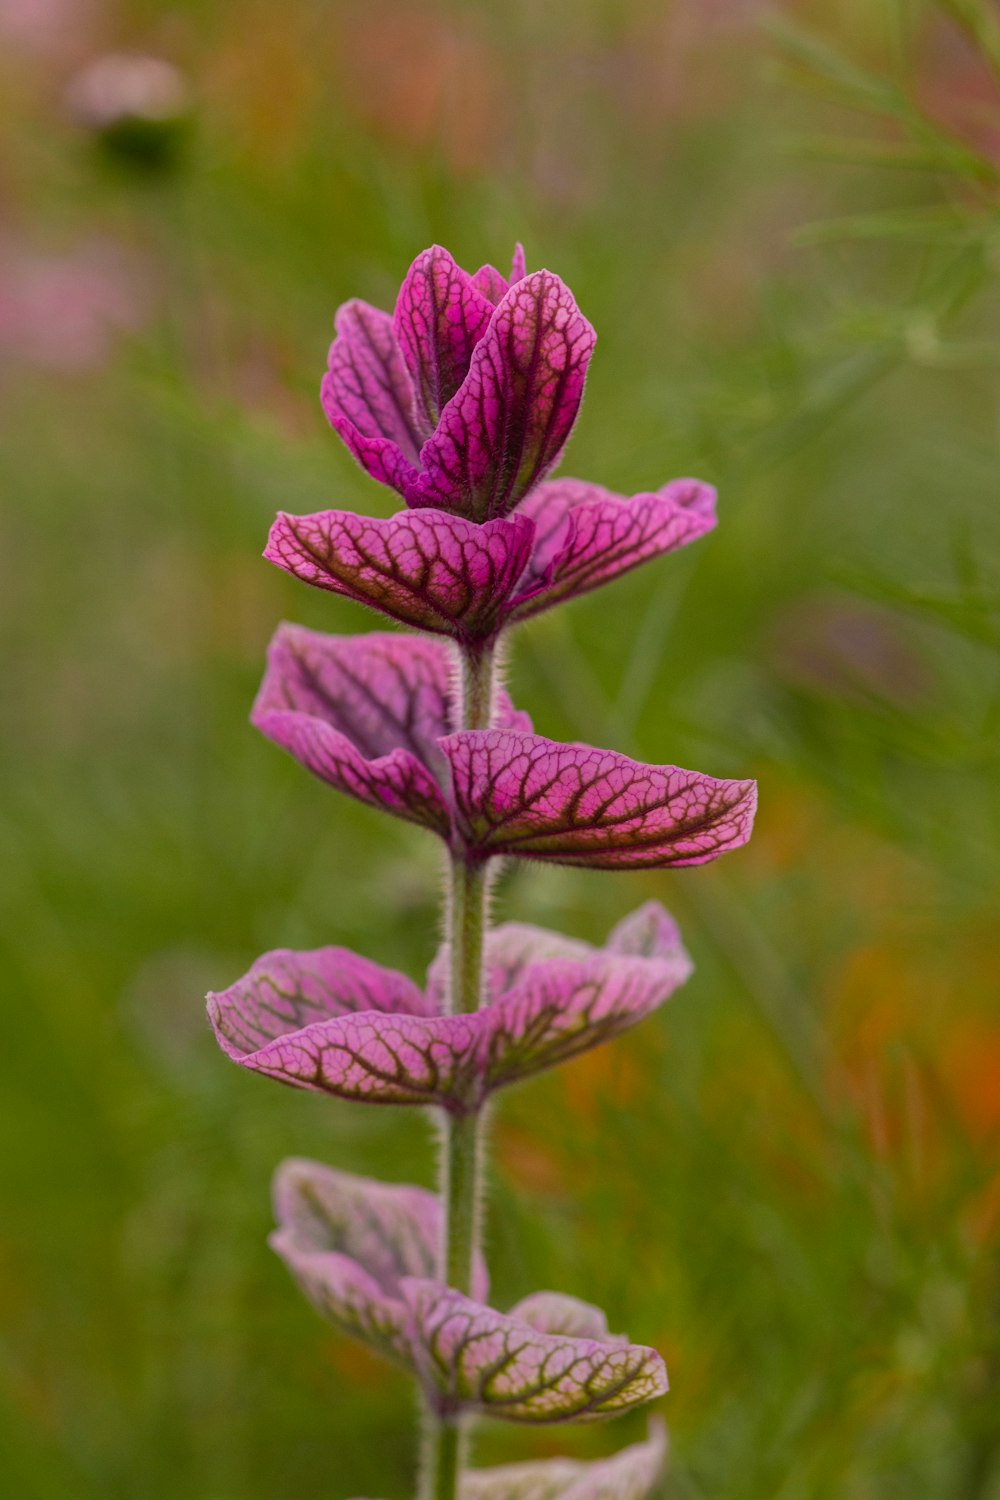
[
  {"left": 270, "top": 1158, "right": 487, "bottom": 1364},
  {"left": 250, "top": 625, "right": 528, "bottom": 836},
  {"left": 207, "top": 902, "right": 691, "bottom": 1111},
  {"left": 321, "top": 245, "right": 595, "bottom": 524},
  {"left": 265, "top": 477, "right": 716, "bottom": 646},
  {"left": 272, "top": 1159, "right": 666, "bottom": 1426},
  {"left": 250, "top": 625, "right": 756, "bottom": 868},
  {"left": 264, "top": 507, "right": 536, "bottom": 643},
  {"left": 404, "top": 1280, "right": 667, "bottom": 1423},
  {"left": 443, "top": 729, "right": 758, "bottom": 869}
]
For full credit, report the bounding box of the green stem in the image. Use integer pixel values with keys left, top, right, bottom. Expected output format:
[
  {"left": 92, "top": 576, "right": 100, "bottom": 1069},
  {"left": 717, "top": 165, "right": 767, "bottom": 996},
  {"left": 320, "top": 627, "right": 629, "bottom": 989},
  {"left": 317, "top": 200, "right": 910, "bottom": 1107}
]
[{"left": 419, "top": 644, "right": 496, "bottom": 1500}]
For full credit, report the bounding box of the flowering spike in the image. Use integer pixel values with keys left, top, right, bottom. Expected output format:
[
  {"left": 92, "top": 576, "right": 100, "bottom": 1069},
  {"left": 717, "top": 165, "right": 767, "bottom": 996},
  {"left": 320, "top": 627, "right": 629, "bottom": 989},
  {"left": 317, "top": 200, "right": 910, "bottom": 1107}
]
[
  {"left": 442, "top": 730, "right": 758, "bottom": 868},
  {"left": 270, "top": 1159, "right": 488, "bottom": 1364},
  {"left": 461, "top": 1421, "right": 667, "bottom": 1500},
  {"left": 509, "top": 477, "right": 717, "bottom": 621},
  {"left": 264, "top": 508, "right": 536, "bottom": 643},
  {"left": 403, "top": 1280, "right": 667, "bottom": 1424},
  {"left": 250, "top": 626, "right": 529, "bottom": 835},
  {"left": 394, "top": 245, "right": 495, "bottom": 432},
  {"left": 411, "top": 271, "right": 596, "bottom": 522},
  {"left": 320, "top": 300, "right": 423, "bottom": 492},
  {"left": 510, "top": 243, "right": 527, "bottom": 283}
]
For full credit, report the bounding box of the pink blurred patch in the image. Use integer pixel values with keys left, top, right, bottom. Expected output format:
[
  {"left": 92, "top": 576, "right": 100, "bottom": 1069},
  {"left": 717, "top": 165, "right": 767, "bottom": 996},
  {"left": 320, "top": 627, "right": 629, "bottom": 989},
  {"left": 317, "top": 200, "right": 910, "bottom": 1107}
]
[{"left": 0, "top": 239, "right": 150, "bottom": 373}]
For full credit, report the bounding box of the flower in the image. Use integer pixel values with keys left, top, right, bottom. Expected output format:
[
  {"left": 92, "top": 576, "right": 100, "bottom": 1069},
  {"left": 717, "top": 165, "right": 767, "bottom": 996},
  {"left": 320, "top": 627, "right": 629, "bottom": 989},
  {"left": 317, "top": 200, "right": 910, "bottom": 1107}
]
[
  {"left": 320, "top": 244, "right": 593, "bottom": 523},
  {"left": 251, "top": 624, "right": 756, "bottom": 865},
  {"left": 208, "top": 901, "right": 692, "bottom": 1111}
]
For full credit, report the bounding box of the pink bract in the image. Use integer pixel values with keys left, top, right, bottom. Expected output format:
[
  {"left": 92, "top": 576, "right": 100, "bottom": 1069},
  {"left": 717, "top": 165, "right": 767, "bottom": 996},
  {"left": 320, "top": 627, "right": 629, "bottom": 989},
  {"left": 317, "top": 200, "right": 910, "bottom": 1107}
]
[
  {"left": 250, "top": 625, "right": 528, "bottom": 836},
  {"left": 265, "top": 477, "right": 717, "bottom": 644},
  {"left": 250, "top": 626, "right": 755, "bottom": 869},
  {"left": 270, "top": 1158, "right": 487, "bottom": 1364},
  {"left": 207, "top": 902, "right": 691, "bottom": 1111},
  {"left": 321, "top": 246, "right": 595, "bottom": 524},
  {"left": 442, "top": 730, "right": 758, "bottom": 869},
  {"left": 403, "top": 1280, "right": 667, "bottom": 1423}
]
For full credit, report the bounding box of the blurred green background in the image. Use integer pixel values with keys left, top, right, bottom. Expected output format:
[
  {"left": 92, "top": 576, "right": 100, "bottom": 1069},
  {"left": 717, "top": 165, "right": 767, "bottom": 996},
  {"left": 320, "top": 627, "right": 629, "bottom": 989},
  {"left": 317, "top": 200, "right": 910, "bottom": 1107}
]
[{"left": 2, "top": 1, "right": 999, "bottom": 1495}]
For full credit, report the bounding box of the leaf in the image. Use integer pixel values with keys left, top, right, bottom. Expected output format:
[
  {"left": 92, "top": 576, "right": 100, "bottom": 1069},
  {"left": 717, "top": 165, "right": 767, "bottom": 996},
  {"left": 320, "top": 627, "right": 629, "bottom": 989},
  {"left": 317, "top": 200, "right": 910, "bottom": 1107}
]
[
  {"left": 442, "top": 730, "right": 757, "bottom": 869},
  {"left": 394, "top": 245, "right": 495, "bottom": 432},
  {"left": 411, "top": 271, "right": 596, "bottom": 522},
  {"left": 264, "top": 508, "right": 536, "bottom": 643},
  {"left": 404, "top": 1280, "right": 667, "bottom": 1423},
  {"left": 510, "top": 478, "right": 716, "bottom": 620},
  {"left": 461, "top": 1420, "right": 668, "bottom": 1500},
  {"left": 270, "top": 1159, "right": 486, "bottom": 1364}
]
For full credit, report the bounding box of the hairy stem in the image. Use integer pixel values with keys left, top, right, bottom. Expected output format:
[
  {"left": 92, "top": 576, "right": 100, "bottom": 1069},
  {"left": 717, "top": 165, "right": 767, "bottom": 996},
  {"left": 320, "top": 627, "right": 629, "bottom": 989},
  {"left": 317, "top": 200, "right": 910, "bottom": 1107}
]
[{"left": 420, "top": 644, "right": 496, "bottom": 1500}]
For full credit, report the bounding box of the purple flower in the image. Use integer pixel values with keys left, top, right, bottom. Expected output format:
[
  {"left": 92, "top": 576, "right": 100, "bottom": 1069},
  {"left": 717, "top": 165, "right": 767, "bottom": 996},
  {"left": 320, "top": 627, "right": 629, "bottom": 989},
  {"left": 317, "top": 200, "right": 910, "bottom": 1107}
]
[
  {"left": 251, "top": 625, "right": 756, "bottom": 864},
  {"left": 208, "top": 902, "right": 692, "bottom": 1111},
  {"left": 321, "top": 244, "right": 594, "bottom": 524},
  {"left": 271, "top": 1158, "right": 666, "bottom": 1425}
]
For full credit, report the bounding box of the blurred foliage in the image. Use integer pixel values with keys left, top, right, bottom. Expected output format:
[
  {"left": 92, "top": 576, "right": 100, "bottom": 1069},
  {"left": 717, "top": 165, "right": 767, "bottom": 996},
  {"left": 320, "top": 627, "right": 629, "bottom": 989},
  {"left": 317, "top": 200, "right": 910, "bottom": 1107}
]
[{"left": 1, "top": 0, "right": 999, "bottom": 1496}]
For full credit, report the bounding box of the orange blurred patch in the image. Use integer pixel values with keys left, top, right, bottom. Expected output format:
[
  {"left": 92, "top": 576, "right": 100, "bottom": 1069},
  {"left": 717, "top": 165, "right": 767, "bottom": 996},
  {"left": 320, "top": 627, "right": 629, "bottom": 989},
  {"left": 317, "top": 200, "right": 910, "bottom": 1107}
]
[
  {"left": 494, "top": 1119, "right": 565, "bottom": 1198},
  {"left": 940, "top": 1021, "right": 1000, "bottom": 1142},
  {"left": 325, "top": 1330, "right": 390, "bottom": 1388}
]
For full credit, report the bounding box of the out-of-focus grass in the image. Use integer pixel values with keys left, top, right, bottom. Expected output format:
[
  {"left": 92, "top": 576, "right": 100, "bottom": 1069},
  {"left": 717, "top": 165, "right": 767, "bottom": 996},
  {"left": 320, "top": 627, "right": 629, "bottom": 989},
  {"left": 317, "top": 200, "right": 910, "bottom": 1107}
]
[{"left": 1, "top": 1, "right": 999, "bottom": 1496}]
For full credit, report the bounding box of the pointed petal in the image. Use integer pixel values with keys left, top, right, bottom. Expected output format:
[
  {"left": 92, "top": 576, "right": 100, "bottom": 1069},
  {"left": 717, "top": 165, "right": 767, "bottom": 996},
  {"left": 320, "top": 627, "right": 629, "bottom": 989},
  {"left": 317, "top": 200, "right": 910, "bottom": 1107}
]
[
  {"left": 251, "top": 626, "right": 454, "bottom": 834},
  {"left": 270, "top": 1159, "right": 487, "bottom": 1363},
  {"left": 394, "top": 246, "right": 495, "bottom": 431},
  {"left": 510, "top": 243, "right": 527, "bottom": 283},
  {"left": 320, "top": 300, "right": 423, "bottom": 494},
  {"left": 411, "top": 271, "right": 596, "bottom": 522},
  {"left": 207, "top": 944, "right": 435, "bottom": 1073},
  {"left": 442, "top": 730, "right": 757, "bottom": 869},
  {"left": 472, "top": 263, "right": 510, "bottom": 306},
  {"left": 403, "top": 1281, "right": 667, "bottom": 1423},
  {"left": 510, "top": 478, "right": 717, "bottom": 620},
  {"left": 264, "top": 509, "right": 536, "bottom": 643}
]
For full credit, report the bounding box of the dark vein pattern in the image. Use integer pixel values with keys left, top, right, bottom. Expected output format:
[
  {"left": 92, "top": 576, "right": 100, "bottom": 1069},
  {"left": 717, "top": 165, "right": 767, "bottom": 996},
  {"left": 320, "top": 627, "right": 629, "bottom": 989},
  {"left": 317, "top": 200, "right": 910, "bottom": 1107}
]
[
  {"left": 265, "top": 507, "right": 535, "bottom": 643},
  {"left": 249, "top": 625, "right": 529, "bottom": 837},
  {"left": 394, "top": 245, "right": 494, "bottom": 431},
  {"left": 270, "top": 1158, "right": 487, "bottom": 1365},
  {"left": 460, "top": 1419, "right": 667, "bottom": 1500},
  {"left": 206, "top": 902, "right": 689, "bottom": 1110},
  {"left": 320, "top": 299, "right": 423, "bottom": 490},
  {"left": 509, "top": 477, "right": 717, "bottom": 621},
  {"left": 442, "top": 730, "right": 757, "bottom": 869},
  {"left": 411, "top": 271, "right": 596, "bottom": 522},
  {"left": 403, "top": 1280, "right": 667, "bottom": 1423}
]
